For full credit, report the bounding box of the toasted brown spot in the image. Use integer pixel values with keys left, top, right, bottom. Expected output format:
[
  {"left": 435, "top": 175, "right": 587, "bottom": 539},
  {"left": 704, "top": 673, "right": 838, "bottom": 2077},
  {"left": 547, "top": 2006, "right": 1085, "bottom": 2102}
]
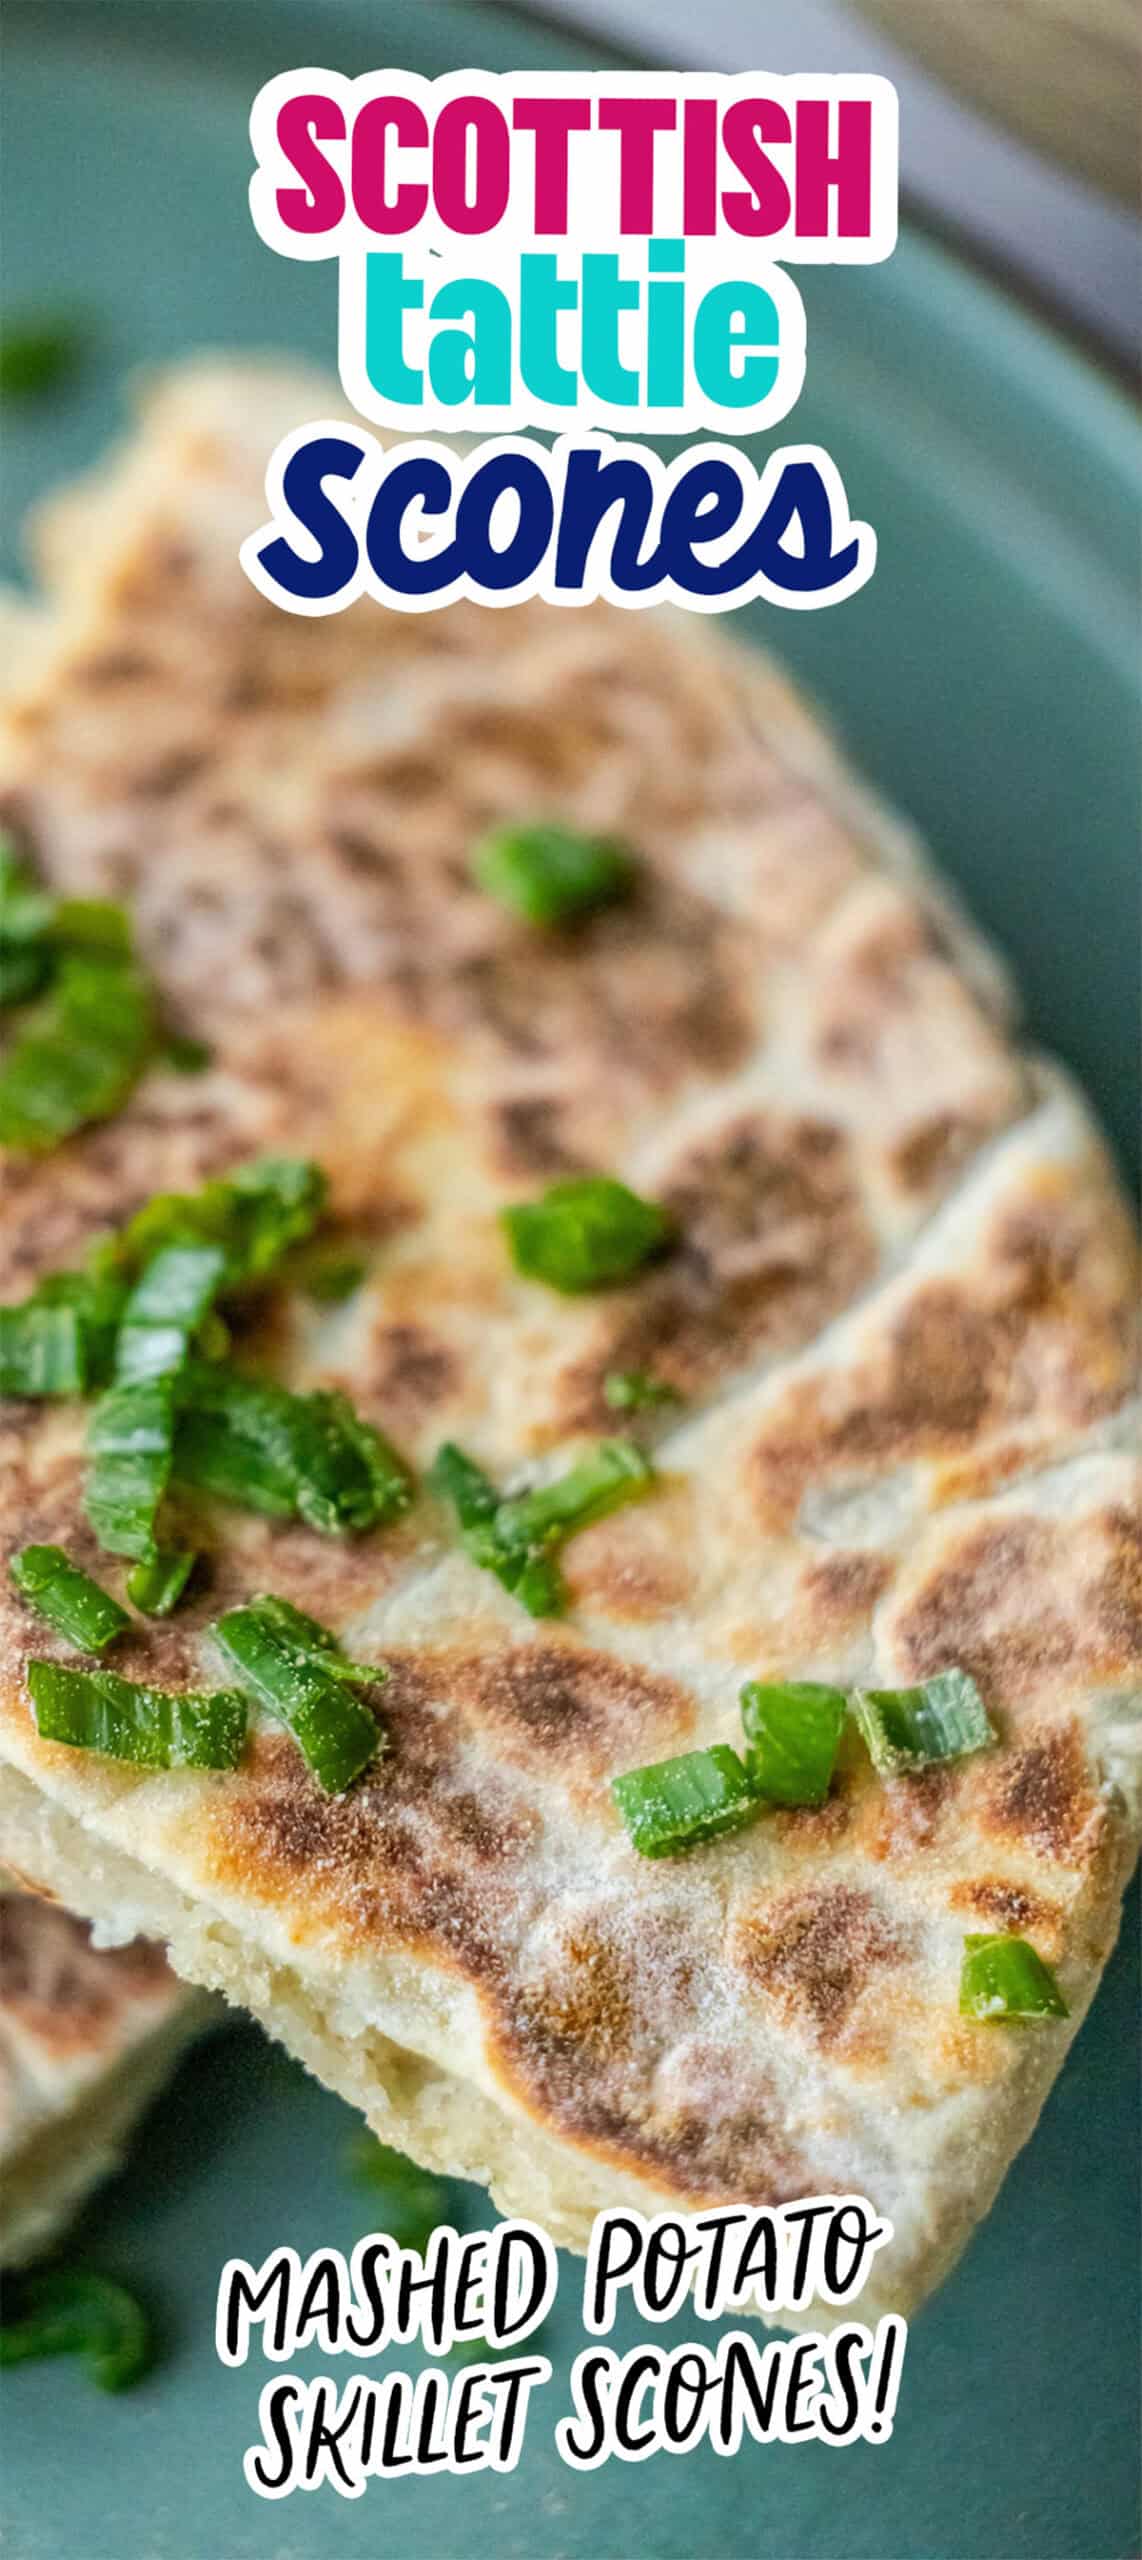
[
  {"left": 863, "top": 1767, "right": 953, "bottom": 1861},
  {"left": 892, "top": 1112, "right": 983, "bottom": 1196},
  {"left": 493, "top": 1097, "right": 585, "bottom": 1180},
  {"left": 210, "top": 1719, "right": 537, "bottom": 1983},
  {"left": 800, "top": 1549, "right": 892, "bottom": 1629},
  {"left": 1092, "top": 1503, "right": 1142, "bottom": 1670},
  {"left": 362, "top": 1323, "right": 459, "bottom": 1434},
  {"left": 949, "top": 1878, "right": 1063, "bottom": 1944},
  {"left": 751, "top": 1177, "right": 1136, "bottom": 1530},
  {"left": 559, "top": 1112, "right": 875, "bottom": 1423},
  {"left": 381, "top": 1642, "right": 695, "bottom": 1782},
  {"left": 982, "top": 1726, "right": 1095, "bottom": 1865},
  {"left": 734, "top": 1884, "right": 908, "bottom": 2046}
]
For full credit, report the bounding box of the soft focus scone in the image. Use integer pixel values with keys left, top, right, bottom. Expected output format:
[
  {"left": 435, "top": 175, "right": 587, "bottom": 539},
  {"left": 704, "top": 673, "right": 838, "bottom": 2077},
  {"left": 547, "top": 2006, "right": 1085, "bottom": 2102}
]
[
  {"left": 0, "top": 1877, "right": 210, "bottom": 2265},
  {"left": 0, "top": 360, "right": 1137, "bottom": 2322}
]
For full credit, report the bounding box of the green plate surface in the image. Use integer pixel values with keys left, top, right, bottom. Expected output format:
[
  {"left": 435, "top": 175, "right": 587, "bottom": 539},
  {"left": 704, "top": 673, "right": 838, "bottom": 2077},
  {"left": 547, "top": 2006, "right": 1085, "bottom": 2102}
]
[{"left": 1, "top": 8, "right": 1139, "bottom": 2557}]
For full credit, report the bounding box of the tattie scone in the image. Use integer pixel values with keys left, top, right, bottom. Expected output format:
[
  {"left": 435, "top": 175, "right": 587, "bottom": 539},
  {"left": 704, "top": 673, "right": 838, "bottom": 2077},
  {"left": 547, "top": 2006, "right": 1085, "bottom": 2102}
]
[
  {"left": 0, "top": 1877, "right": 210, "bottom": 2266},
  {"left": 0, "top": 360, "right": 1137, "bottom": 2323}
]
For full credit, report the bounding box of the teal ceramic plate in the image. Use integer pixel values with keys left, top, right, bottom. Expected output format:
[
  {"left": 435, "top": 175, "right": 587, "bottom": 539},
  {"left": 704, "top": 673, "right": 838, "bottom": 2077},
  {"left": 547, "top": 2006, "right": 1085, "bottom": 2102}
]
[{"left": 2, "top": 8, "right": 1138, "bottom": 2557}]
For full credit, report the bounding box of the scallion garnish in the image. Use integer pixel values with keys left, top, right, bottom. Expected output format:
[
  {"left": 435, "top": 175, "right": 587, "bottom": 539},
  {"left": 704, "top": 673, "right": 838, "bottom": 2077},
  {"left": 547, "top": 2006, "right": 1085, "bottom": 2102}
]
[
  {"left": 0, "top": 842, "right": 55, "bottom": 1008},
  {"left": 0, "top": 315, "right": 87, "bottom": 404},
  {"left": 603, "top": 1369, "right": 681, "bottom": 1413},
  {"left": 472, "top": 822, "right": 633, "bottom": 928},
  {"left": 164, "top": 1034, "right": 212, "bottom": 1075},
  {"left": 172, "top": 1365, "right": 411, "bottom": 1536},
  {"left": 428, "top": 1441, "right": 565, "bottom": 1616},
  {"left": 27, "top": 1659, "right": 246, "bottom": 1770},
  {"left": 84, "top": 1377, "right": 176, "bottom": 1561},
  {"left": 853, "top": 1668, "right": 995, "bottom": 1775},
  {"left": 959, "top": 1934, "right": 1069, "bottom": 2022},
  {"left": 501, "top": 1175, "right": 672, "bottom": 1295},
  {"left": 612, "top": 1744, "right": 758, "bottom": 1858},
  {"left": 0, "top": 951, "right": 155, "bottom": 1153},
  {"left": 494, "top": 1439, "right": 653, "bottom": 1554},
  {"left": 10, "top": 1545, "right": 130, "bottom": 1653},
  {"left": 117, "top": 1155, "right": 326, "bottom": 1292},
  {"left": 739, "top": 1678, "right": 847, "bottom": 1807},
  {"left": 113, "top": 1242, "right": 228, "bottom": 1383},
  {"left": 0, "top": 1299, "right": 91, "bottom": 1397},
  {"left": 126, "top": 1548, "right": 196, "bottom": 1617},
  {"left": 0, "top": 2270, "right": 150, "bottom": 2392},
  {"left": 233, "top": 1591, "right": 379, "bottom": 1685},
  {"left": 211, "top": 1597, "right": 384, "bottom": 1794}
]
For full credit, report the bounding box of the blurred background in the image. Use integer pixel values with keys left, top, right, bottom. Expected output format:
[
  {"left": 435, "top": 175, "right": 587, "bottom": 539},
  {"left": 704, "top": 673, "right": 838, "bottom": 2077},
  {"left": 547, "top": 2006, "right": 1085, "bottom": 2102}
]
[{"left": 521, "top": 0, "right": 1140, "bottom": 361}]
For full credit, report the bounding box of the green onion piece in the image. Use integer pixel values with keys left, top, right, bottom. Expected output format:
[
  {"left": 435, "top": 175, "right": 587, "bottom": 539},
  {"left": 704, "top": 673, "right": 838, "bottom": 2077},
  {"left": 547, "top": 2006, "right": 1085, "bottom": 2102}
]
[
  {"left": 10, "top": 1545, "right": 130, "bottom": 1653},
  {"left": 164, "top": 1034, "right": 212, "bottom": 1075},
  {"left": 236, "top": 1592, "right": 379, "bottom": 1686},
  {"left": 472, "top": 823, "right": 633, "bottom": 928},
  {"left": 853, "top": 1667, "right": 996, "bottom": 1775},
  {"left": 118, "top": 1156, "right": 325, "bottom": 1292},
  {"left": 172, "top": 1366, "right": 412, "bottom": 1537},
  {"left": 295, "top": 1390, "right": 411, "bottom": 1534},
  {"left": 0, "top": 1300, "right": 90, "bottom": 1397},
  {"left": 27, "top": 1658, "right": 246, "bottom": 1771},
  {"left": 113, "top": 1242, "right": 227, "bottom": 1383},
  {"left": 0, "top": 316, "right": 86, "bottom": 402},
  {"left": 0, "top": 2270, "right": 150, "bottom": 2391},
  {"left": 85, "top": 1378, "right": 175, "bottom": 1561},
  {"left": 51, "top": 899, "right": 133, "bottom": 961},
  {"left": 603, "top": 1369, "right": 681, "bottom": 1413},
  {"left": 502, "top": 1176, "right": 672, "bottom": 1295},
  {"left": 287, "top": 1243, "right": 369, "bottom": 1304},
  {"left": 612, "top": 1744, "right": 758, "bottom": 1859},
  {"left": 739, "top": 1678, "right": 848, "bottom": 1808},
  {"left": 428, "top": 1442, "right": 565, "bottom": 1618},
  {"left": 959, "top": 1934, "right": 1069, "bottom": 2022},
  {"left": 0, "top": 954, "right": 155, "bottom": 1153},
  {"left": 495, "top": 1439, "right": 653, "bottom": 1554},
  {"left": 211, "top": 1601, "right": 383, "bottom": 1794},
  {"left": 0, "top": 845, "right": 55, "bottom": 1008},
  {"left": 126, "top": 1548, "right": 196, "bottom": 1617}
]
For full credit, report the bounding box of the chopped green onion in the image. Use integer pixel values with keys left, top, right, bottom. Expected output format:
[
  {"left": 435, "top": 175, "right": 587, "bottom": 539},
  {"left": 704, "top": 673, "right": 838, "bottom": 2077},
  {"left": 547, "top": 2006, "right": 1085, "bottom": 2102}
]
[
  {"left": 0, "top": 1299, "right": 91, "bottom": 1397},
  {"left": 0, "top": 315, "right": 86, "bottom": 403},
  {"left": 51, "top": 899, "right": 133, "bottom": 961},
  {"left": 612, "top": 1744, "right": 758, "bottom": 1859},
  {"left": 502, "top": 1176, "right": 672, "bottom": 1294},
  {"left": 959, "top": 1934, "right": 1069, "bottom": 2022},
  {"left": 0, "top": 953, "right": 155, "bottom": 1153},
  {"left": 428, "top": 1442, "right": 565, "bottom": 1617},
  {"left": 172, "top": 1365, "right": 411, "bottom": 1536},
  {"left": 117, "top": 1156, "right": 325, "bottom": 1292},
  {"left": 853, "top": 1668, "right": 996, "bottom": 1775},
  {"left": 113, "top": 1242, "right": 227, "bottom": 1383},
  {"left": 0, "top": 2270, "right": 150, "bottom": 2391},
  {"left": 739, "top": 1679, "right": 847, "bottom": 1807},
  {"left": 287, "top": 1243, "right": 369, "bottom": 1304},
  {"left": 10, "top": 1545, "right": 130, "bottom": 1652},
  {"left": 85, "top": 1378, "right": 175, "bottom": 1561},
  {"left": 27, "top": 1658, "right": 246, "bottom": 1771},
  {"left": 235, "top": 1592, "right": 379, "bottom": 1686},
  {"left": 163, "top": 1034, "right": 212, "bottom": 1075},
  {"left": 0, "top": 844, "right": 55, "bottom": 1008},
  {"left": 494, "top": 1439, "right": 653, "bottom": 1553},
  {"left": 472, "top": 822, "right": 633, "bottom": 928},
  {"left": 603, "top": 1369, "right": 681, "bottom": 1413},
  {"left": 126, "top": 1548, "right": 196, "bottom": 1617},
  {"left": 211, "top": 1599, "right": 384, "bottom": 1794}
]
